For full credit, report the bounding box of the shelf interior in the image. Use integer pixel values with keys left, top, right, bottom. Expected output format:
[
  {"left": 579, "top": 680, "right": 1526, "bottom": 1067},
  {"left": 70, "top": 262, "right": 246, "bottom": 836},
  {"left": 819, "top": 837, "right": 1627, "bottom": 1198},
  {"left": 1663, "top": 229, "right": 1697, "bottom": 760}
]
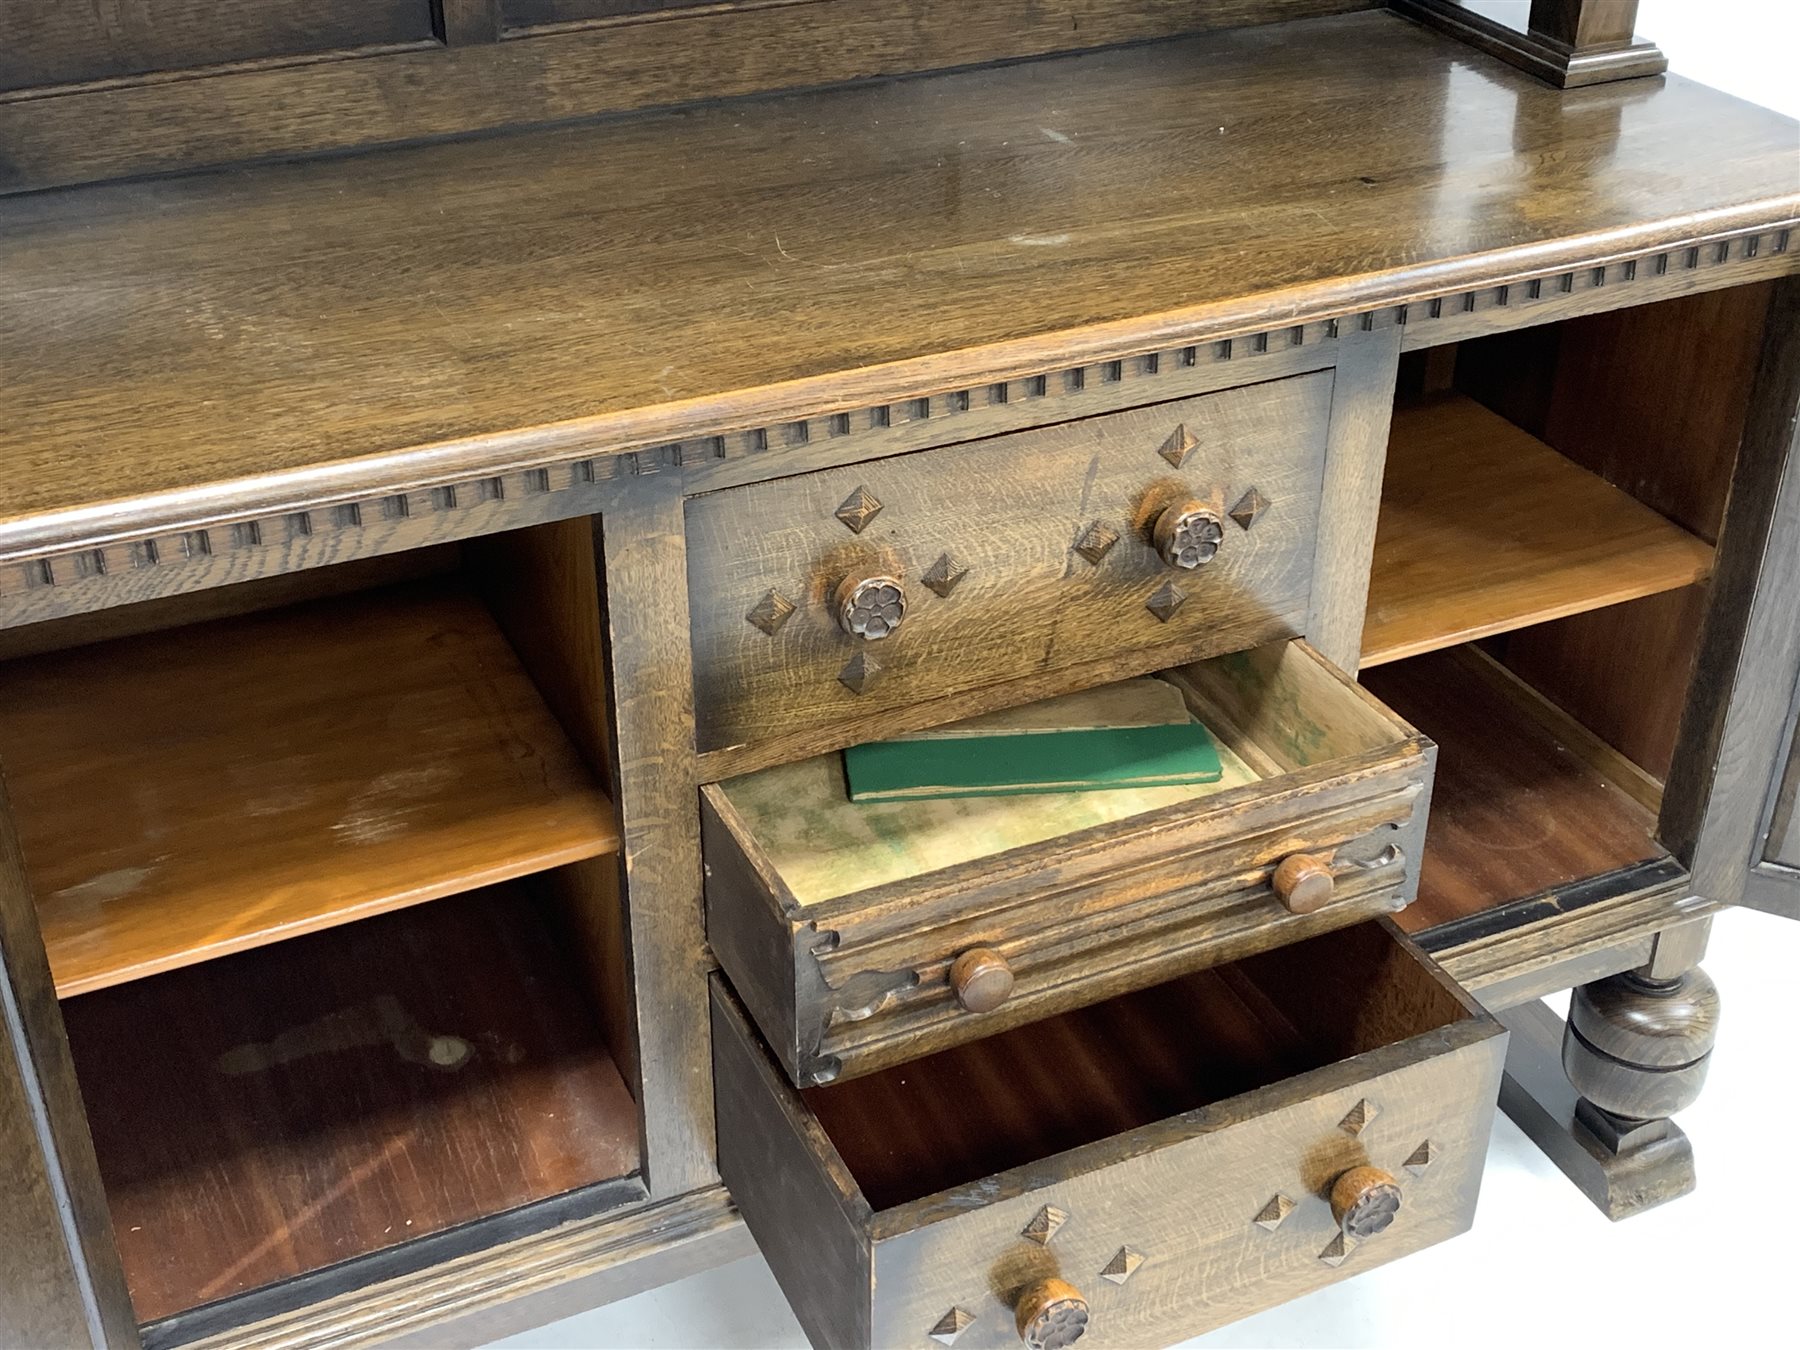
[
  {"left": 0, "top": 580, "right": 620, "bottom": 997},
  {"left": 62, "top": 883, "right": 642, "bottom": 1326},
  {"left": 1362, "top": 647, "right": 1667, "bottom": 935},
  {"left": 1360, "top": 393, "right": 1715, "bottom": 668}
]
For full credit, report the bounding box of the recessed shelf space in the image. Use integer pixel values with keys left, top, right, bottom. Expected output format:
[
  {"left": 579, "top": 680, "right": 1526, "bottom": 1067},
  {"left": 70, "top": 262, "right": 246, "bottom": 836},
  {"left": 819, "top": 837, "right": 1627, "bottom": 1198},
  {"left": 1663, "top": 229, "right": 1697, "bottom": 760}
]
[
  {"left": 0, "top": 580, "right": 619, "bottom": 997},
  {"left": 1360, "top": 394, "right": 1715, "bottom": 668},
  {"left": 62, "top": 883, "right": 643, "bottom": 1326},
  {"left": 1362, "top": 646, "right": 1668, "bottom": 936}
]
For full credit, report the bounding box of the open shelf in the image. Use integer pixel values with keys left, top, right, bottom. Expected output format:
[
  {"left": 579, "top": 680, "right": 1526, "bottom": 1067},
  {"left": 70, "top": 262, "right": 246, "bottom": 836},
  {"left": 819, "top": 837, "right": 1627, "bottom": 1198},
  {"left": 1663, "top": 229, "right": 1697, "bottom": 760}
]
[
  {"left": 61, "top": 883, "right": 642, "bottom": 1326},
  {"left": 1362, "top": 646, "right": 1668, "bottom": 936},
  {"left": 0, "top": 580, "right": 619, "bottom": 997},
  {"left": 1360, "top": 394, "right": 1715, "bottom": 668}
]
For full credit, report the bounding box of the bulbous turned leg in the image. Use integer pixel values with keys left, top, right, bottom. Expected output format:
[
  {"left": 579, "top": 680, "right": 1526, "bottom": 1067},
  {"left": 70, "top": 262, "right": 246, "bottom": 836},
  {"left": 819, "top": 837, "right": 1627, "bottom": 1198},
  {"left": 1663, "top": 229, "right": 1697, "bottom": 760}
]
[{"left": 1556, "top": 966, "right": 1720, "bottom": 1208}]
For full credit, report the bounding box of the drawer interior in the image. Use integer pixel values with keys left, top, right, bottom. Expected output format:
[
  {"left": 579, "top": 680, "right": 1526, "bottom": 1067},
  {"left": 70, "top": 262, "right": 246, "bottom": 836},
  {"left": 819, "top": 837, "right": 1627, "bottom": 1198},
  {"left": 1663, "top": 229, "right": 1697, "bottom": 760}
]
[
  {"left": 0, "top": 521, "right": 646, "bottom": 1334},
  {"left": 801, "top": 922, "right": 1469, "bottom": 1211},
  {"left": 717, "top": 639, "right": 1412, "bottom": 907}
]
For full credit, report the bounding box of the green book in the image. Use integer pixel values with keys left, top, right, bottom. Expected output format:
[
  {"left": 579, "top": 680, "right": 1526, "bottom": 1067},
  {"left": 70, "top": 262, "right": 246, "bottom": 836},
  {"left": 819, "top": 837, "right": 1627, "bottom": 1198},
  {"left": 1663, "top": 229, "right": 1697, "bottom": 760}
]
[{"left": 843, "top": 679, "right": 1223, "bottom": 802}]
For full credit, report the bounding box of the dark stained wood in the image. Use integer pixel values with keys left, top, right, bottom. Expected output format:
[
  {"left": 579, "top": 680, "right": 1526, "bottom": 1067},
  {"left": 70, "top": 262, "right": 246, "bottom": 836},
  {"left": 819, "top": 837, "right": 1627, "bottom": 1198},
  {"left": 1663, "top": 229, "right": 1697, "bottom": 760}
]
[
  {"left": 61, "top": 885, "right": 642, "bottom": 1326},
  {"left": 1, "top": 14, "right": 1796, "bottom": 568},
  {"left": 1664, "top": 274, "right": 1800, "bottom": 920},
  {"left": 715, "top": 921, "right": 1505, "bottom": 1350},
  {"left": 0, "top": 1, "right": 1376, "bottom": 193},
  {"left": 0, "top": 774, "right": 139, "bottom": 1348},
  {"left": 0, "top": 0, "right": 435, "bottom": 94},
  {"left": 1361, "top": 394, "right": 1714, "bottom": 667},
  {"left": 1392, "top": 0, "right": 1665, "bottom": 87},
  {"left": 1497, "top": 283, "right": 1774, "bottom": 780},
  {"left": 438, "top": 0, "right": 504, "bottom": 44},
  {"left": 1363, "top": 647, "right": 1666, "bottom": 933},
  {"left": 685, "top": 376, "right": 1332, "bottom": 755},
  {"left": 595, "top": 481, "right": 717, "bottom": 1199},
  {"left": 703, "top": 642, "right": 1433, "bottom": 1084},
  {"left": 0, "top": 582, "right": 619, "bottom": 997},
  {"left": 501, "top": 0, "right": 757, "bottom": 28}
]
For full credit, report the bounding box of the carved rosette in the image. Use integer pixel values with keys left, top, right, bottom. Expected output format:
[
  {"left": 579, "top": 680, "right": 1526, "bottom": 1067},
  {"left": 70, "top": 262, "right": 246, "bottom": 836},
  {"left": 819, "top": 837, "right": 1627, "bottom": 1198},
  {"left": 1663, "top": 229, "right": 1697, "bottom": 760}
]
[
  {"left": 834, "top": 573, "right": 906, "bottom": 640},
  {"left": 1153, "top": 501, "right": 1224, "bottom": 569},
  {"left": 1329, "top": 1166, "right": 1402, "bottom": 1240}
]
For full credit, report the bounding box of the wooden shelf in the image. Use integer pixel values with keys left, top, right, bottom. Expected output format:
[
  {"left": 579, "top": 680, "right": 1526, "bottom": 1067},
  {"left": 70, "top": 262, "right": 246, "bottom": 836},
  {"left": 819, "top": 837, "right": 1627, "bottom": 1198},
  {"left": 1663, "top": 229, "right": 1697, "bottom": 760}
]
[
  {"left": 0, "top": 582, "right": 619, "bottom": 997},
  {"left": 61, "top": 885, "right": 642, "bottom": 1325},
  {"left": 1363, "top": 647, "right": 1667, "bottom": 936},
  {"left": 1361, "top": 394, "right": 1716, "bottom": 667}
]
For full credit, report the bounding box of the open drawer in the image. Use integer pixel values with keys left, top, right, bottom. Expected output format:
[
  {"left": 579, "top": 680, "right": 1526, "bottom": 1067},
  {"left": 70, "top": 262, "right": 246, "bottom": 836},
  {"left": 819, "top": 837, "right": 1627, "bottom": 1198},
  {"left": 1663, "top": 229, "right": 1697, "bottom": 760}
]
[
  {"left": 713, "top": 920, "right": 1506, "bottom": 1350},
  {"left": 701, "top": 640, "right": 1436, "bottom": 1085}
]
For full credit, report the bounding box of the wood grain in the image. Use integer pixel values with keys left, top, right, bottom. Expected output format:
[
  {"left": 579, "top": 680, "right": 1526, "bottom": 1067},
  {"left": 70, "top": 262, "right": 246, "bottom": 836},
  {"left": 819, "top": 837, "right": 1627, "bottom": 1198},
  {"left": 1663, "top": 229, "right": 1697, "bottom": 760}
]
[
  {"left": 0, "top": 774, "right": 138, "bottom": 1347},
  {"left": 0, "top": 581, "right": 619, "bottom": 997},
  {"left": 1, "top": 14, "right": 1795, "bottom": 565},
  {"left": 1363, "top": 647, "right": 1666, "bottom": 932},
  {"left": 686, "top": 376, "right": 1331, "bottom": 754},
  {"left": 0, "top": 0, "right": 435, "bottom": 94},
  {"left": 704, "top": 643, "right": 1433, "bottom": 1084},
  {"left": 1360, "top": 394, "right": 1715, "bottom": 667},
  {"left": 1663, "top": 274, "right": 1800, "bottom": 918},
  {"left": 713, "top": 922, "right": 1505, "bottom": 1350},
  {"left": 62, "top": 885, "right": 642, "bottom": 1326}
]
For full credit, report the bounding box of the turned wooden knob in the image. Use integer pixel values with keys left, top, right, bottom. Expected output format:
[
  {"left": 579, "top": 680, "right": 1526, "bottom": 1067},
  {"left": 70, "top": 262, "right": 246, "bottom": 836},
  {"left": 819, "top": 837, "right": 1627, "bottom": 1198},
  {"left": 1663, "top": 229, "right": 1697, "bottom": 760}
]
[
  {"left": 1152, "top": 500, "right": 1224, "bottom": 569},
  {"left": 1271, "top": 853, "right": 1335, "bottom": 914},
  {"left": 834, "top": 570, "right": 906, "bottom": 640},
  {"left": 1330, "top": 1166, "right": 1402, "bottom": 1239},
  {"left": 1014, "top": 1278, "right": 1089, "bottom": 1350},
  {"left": 949, "top": 948, "right": 1014, "bottom": 1013}
]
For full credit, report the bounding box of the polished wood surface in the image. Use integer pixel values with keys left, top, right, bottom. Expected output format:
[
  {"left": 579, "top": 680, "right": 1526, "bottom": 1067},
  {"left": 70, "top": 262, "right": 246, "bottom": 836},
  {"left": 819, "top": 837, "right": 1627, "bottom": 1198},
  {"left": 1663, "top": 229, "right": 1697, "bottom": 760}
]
[
  {"left": 0, "top": 582, "right": 618, "bottom": 997},
  {"left": 686, "top": 377, "right": 1330, "bottom": 754},
  {"left": 1361, "top": 394, "right": 1715, "bottom": 667},
  {"left": 716, "top": 923, "right": 1505, "bottom": 1350},
  {"left": 2, "top": 13, "right": 1796, "bottom": 561},
  {"left": 1364, "top": 647, "right": 1665, "bottom": 933},
  {"left": 62, "top": 885, "right": 641, "bottom": 1325},
  {"left": 0, "top": 1, "right": 1372, "bottom": 194}
]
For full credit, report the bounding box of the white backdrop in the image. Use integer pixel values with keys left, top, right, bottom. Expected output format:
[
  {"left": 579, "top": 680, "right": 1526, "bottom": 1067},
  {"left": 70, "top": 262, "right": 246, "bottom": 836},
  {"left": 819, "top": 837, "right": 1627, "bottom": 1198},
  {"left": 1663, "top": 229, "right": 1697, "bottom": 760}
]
[{"left": 490, "top": 9, "right": 1800, "bottom": 1349}]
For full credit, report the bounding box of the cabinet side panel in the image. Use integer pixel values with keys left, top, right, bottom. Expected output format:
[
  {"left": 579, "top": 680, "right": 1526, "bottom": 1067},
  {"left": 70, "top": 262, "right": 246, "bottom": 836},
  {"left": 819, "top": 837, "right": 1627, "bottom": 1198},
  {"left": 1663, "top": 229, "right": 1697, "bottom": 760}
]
[{"left": 0, "top": 770, "right": 137, "bottom": 1347}]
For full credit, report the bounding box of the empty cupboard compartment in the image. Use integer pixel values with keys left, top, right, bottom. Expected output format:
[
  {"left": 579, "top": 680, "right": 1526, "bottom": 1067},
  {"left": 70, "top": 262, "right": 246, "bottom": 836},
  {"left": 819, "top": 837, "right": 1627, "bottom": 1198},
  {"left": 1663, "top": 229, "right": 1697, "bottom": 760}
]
[
  {"left": 714, "top": 919, "right": 1507, "bottom": 1350},
  {"left": 702, "top": 639, "right": 1437, "bottom": 1086}
]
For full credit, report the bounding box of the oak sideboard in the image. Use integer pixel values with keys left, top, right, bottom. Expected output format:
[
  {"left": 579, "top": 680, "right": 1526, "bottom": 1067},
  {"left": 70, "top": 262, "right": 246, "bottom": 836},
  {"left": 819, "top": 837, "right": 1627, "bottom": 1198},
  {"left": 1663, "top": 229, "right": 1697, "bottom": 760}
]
[{"left": 2, "top": 2, "right": 1798, "bottom": 1347}]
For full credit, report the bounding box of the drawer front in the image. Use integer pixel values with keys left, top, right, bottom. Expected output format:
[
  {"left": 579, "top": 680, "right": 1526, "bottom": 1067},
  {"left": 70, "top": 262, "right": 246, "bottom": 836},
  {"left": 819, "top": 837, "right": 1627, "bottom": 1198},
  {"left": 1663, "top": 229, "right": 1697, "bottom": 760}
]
[
  {"left": 703, "top": 642, "right": 1436, "bottom": 1086},
  {"left": 713, "top": 923, "right": 1507, "bottom": 1350},
  {"left": 686, "top": 373, "right": 1332, "bottom": 754}
]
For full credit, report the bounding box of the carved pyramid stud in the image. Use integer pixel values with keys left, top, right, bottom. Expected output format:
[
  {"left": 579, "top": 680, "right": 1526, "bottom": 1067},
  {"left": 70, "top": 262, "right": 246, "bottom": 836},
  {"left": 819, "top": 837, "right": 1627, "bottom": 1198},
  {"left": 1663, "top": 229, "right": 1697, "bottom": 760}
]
[
  {"left": 1318, "top": 1232, "right": 1352, "bottom": 1268},
  {"left": 745, "top": 588, "right": 796, "bottom": 636},
  {"left": 922, "top": 552, "right": 970, "bottom": 598},
  {"left": 1252, "top": 1194, "right": 1297, "bottom": 1232},
  {"left": 1338, "top": 1099, "right": 1380, "bottom": 1136},
  {"left": 1157, "top": 423, "right": 1199, "bottom": 468},
  {"left": 1145, "top": 579, "right": 1187, "bottom": 623},
  {"left": 1021, "top": 1204, "right": 1069, "bottom": 1245},
  {"left": 1100, "top": 1247, "right": 1146, "bottom": 1285},
  {"left": 834, "top": 485, "right": 884, "bottom": 534},
  {"left": 1404, "top": 1140, "right": 1437, "bottom": 1176},
  {"left": 1073, "top": 521, "right": 1120, "bottom": 565},
  {"left": 838, "top": 651, "right": 884, "bottom": 695},
  {"left": 1229, "top": 487, "right": 1270, "bottom": 530},
  {"left": 928, "top": 1307, "right": 977, "bottom": 1345}
]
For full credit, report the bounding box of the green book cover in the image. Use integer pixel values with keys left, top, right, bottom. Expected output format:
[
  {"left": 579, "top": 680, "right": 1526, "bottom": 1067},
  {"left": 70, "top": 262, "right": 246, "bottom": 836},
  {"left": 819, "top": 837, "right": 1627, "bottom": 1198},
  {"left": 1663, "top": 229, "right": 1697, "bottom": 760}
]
[{"left": 843, "top": 680, "right": 1223, "bottom": 802}]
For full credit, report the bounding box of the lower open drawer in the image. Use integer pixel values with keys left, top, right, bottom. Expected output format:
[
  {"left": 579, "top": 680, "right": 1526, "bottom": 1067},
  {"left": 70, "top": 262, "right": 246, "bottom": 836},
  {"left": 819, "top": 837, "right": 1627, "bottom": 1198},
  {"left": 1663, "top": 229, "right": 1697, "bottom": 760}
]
[{"left": 713, "top": 920, "right": 1505, "bottom": 1350}]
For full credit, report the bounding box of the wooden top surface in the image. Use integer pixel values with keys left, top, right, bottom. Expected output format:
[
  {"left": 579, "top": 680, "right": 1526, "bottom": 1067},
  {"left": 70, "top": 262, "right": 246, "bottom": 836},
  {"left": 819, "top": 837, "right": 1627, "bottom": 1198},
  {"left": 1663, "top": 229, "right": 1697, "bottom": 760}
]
[{"left": 3, "top": 11, "right": 1797, "bottom": 552}]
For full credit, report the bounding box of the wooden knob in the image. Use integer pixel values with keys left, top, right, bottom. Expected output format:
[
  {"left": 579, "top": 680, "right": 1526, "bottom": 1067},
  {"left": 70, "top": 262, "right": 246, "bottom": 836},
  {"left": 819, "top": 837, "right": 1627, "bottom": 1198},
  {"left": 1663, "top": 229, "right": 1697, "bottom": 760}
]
[
  {"left": 834, "top": 570, "right": 906, "bottom": 640},
  {"left": 1014, "top": 1278, "right": 1089, "bottom": 1350},
  {"left": 1271, "top": 853, "right": 1335, "bottom": 914},
  {"left": 1329, "top": 1166, "right": 1402, "bottom": 1239},
  {"left": 950, "top": 948, "right": 1014, "bottom": 1013},
  {"left": 1153, "top": 500, "right": 1224, "bottom": 569}
]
